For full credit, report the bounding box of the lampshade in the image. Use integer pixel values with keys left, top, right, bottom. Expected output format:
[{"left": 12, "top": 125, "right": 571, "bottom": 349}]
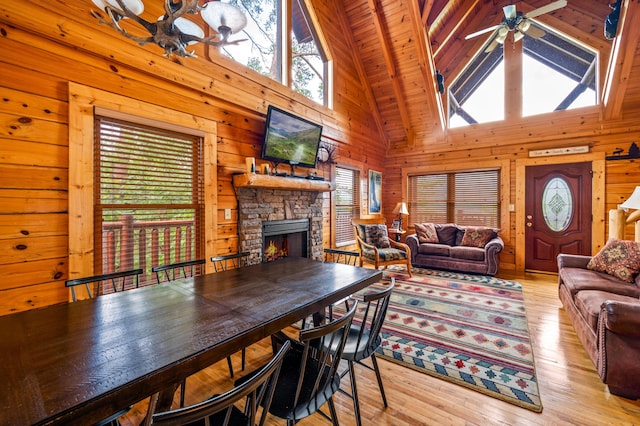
[
  {"left": 392, "top": 202, "right": 409, "bottom": 215},
  {"left": 201, "top": 1, "right": 248, "bottom": 36},
  {"left": 513, "top": 31, "right": 525, "bottom": 42},
  {"left": 620, "top": 186, "right": 640, "bottom": 210}
]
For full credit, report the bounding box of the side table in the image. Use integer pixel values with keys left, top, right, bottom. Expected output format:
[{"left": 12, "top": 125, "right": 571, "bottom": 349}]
[{"left": 388, "top": 228, "right": 406, "bottom": 242}]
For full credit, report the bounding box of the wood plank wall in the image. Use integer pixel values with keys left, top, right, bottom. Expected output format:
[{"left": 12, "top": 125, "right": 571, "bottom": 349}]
[
  {"left": 1, "top": 1, "right": 640, "bottom": 315},
  {"left": 0, "top": 1, "right": 385, "bottom": 315}
]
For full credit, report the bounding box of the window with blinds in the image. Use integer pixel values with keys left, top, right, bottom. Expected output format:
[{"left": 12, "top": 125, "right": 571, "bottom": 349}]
[
  {"left": 335, "top": 167, "right": 360, "bottom": 246},
  {"left": 94, "top": 116, "right": 204, "bottom": 288},
  {"left": 408, "top": 170, "right": 499, "bottom": 227}
]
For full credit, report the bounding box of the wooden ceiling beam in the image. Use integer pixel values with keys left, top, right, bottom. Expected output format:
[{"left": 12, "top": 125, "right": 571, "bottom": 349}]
[
  {"left": 421, "top": 0, "right": 436, "bottom": 25},
  {"left": 366, "top": 0, "right": 414, "bottom": 145},
  {"left": 335, "top": 1, "right": 389, "bottom": 148},
  {"left": 430, "top": 0, "right": 481, "bottom": 59},
  {"left": 408, "top": 0, "right": 446, "bottom": 134},
  {"left": 603, "top": 0, "right": 639, "bottom": 120}
]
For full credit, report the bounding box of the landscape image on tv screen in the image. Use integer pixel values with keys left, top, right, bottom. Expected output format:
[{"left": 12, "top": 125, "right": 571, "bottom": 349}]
[{"left": 262, "top": 106, "right": 322, "bottom": 168}]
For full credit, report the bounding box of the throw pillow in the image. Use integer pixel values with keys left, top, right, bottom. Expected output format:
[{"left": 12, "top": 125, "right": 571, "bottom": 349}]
[
  {"left": 415, "top": 223, "right": 439, "bottom": 243},
  {"left": 364, "top": 224, "right": 391, "bottom": 248},
  {"left": 587, "top": 239, "right": 640, "bottom": 283},
  {"left": 460, "top": 227, "right": 496, "bottom": 248}
]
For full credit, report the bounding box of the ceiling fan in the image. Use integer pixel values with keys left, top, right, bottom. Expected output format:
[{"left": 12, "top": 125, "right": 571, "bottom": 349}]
[{"left": 465, "top": 0, "right": 567, "bottom": 51}]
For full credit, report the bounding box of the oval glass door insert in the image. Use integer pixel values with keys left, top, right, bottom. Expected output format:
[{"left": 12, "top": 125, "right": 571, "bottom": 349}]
[{"left": 542, "top": 177, "right": 572, "bottom": 232}]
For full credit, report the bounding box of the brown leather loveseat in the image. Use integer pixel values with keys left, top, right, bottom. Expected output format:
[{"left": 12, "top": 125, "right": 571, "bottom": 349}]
[{"left": 558, "top": 246, "right": 640, "bottom": 399}]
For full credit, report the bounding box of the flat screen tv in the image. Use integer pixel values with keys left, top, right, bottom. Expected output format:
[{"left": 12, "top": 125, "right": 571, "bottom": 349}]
[{"left": 261, "top": 105, "right": 323, "bottom": 169}]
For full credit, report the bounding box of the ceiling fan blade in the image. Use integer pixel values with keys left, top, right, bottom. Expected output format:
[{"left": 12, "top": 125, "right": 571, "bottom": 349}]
[
  {"left": 503, "top": 4, "right": 516, "bottom": 21},
  {"left": 465, "top": 24, "right": 502, "bottom": 40},
  {"left": 525, "top": 0, "right": 567, "bottom": 19},
  {"left": 484, "top": 40, "right": 499, "bottom": 53},
  {"left": 525, "top": 25, "right": 546, "bottom": 38}
]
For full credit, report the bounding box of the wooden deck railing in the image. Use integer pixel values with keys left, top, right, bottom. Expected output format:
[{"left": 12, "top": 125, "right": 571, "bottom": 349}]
[{"left": 102, "top": 214, "right": 196, "bottom": 285}]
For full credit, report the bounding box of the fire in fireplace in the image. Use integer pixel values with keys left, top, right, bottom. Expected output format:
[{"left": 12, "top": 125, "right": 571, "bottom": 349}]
[{"left": 262, "top": 219, "right": 309, "bottom": 262}]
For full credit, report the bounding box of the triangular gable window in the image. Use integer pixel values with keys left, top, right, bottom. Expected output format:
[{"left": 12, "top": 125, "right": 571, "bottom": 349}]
[{"left": 449, "top": 21, "right": 596, "bottom": 128}]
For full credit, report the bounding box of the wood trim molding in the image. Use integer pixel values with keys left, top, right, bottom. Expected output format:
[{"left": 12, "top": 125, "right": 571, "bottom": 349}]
[
  {"left": 514, "top": 152, "right": 606, "bottom": 274},
  {"left": 68, "top": 82, "right": 218, "bottom": 286}
]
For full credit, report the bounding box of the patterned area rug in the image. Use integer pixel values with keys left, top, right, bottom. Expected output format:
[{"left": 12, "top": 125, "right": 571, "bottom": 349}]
[{"left": 347, "top": 266, "right": 542, "bottom": 412}]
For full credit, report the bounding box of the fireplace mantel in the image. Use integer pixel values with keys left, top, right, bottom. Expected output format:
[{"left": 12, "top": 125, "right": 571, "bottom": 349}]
[{"left": 233, "top": 173, "right": 335, "bottom": 192}]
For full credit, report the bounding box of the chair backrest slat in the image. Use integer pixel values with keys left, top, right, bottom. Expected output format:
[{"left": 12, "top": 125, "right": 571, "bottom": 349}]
[
  {"left": 292, "top": 302, "right": 357, "bottom": 415},
  {"left": 152, "top": 259, "right": 206, "bottom": 284},
  {"left": 147, "top": 340, "right": 290, "bottom": 426},
  {"left": 210, "top": 252, "right": 250, "bottom": 272},
  {"left": 65, "top": 269, "right": 143, "bottom": 301},
  {"left": 352, "top": 278, "right": 395, "bottom": 355}
]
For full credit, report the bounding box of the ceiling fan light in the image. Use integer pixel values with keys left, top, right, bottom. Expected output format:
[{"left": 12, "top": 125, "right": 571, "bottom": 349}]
[
  {"left": 518, "top": 20, "right": 531, "bottom": 32},
  {"left": 498, "top": 26, "right": 509, "bottom": 37},
  {"left": 201, "top": 1, "right": 247, "bottom": 36},
  {"left": 496, "top": 34, "right": 507, "bottom": 44},
  {"left": 92, "top": 0, "right": 144, "bottom": 15},
  {"left": 513, "top": 31, "right": 525, "bottom": 42}
]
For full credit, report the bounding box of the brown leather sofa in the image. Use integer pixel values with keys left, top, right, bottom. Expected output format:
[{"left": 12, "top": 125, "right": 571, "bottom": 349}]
[{"left": 558, "top": 253, "right": 640, "bottom": 399}]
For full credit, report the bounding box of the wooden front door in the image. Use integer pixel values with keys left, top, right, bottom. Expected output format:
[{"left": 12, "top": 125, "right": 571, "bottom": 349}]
[{"left": 525, "top": 162, "right": 592, "bottom": 272}]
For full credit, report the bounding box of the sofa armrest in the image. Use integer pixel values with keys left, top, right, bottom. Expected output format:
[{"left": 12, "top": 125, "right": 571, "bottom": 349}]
[
  {"left": 483, "top": 236, "right": 503, "bottom": 275},
  {"left": 406, "top": 234, "right": 419, "bottom": 262},
  {"left": 557, "top": 253, "right": 592, "bottom": 270},
  {"left": 484, "top": 237, "right": 504, "bottom": 254},
  {"left": 600, "top": 300, "right": 640, "bottom": 337}
]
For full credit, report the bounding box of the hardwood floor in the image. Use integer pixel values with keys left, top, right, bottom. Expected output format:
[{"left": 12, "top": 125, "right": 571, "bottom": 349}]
[{"left": 121, "top": 271, "right": 640, "bottom": 425}]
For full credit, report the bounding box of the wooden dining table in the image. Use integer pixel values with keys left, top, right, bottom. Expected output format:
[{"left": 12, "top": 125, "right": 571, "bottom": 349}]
[{"left": 0, "top": 257, "right": 382, "bottom": 425}]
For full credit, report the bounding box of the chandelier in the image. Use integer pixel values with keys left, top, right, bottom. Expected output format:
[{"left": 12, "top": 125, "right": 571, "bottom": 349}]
[{"left": 91, "top": 0, "right": 247, "bottom": 58}]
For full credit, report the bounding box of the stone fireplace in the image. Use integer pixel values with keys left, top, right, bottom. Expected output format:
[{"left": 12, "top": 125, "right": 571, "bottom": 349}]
[{"left": 237, "top": 186, "right": 324, "bottom": 264}]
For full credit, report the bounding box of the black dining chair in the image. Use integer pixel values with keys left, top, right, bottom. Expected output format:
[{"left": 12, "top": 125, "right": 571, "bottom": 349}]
[
  {"left": 210, "top": 252, "right": 250, "bottom": 272},
  {"left": 151, "top": 259, "right": 206, "bottom": 283},
  {"left": 323, "top": 247, "right": 360, "bottom": 266},
  {"left": 336, "top": 278, "right": 395, "bottom": 426},
  {"left": 248, "top": 302, "right": 357, "bottom": 426},
  {"left": 145, "top": 340, "right": 291, "bottom": 426},
  {"left": 65, "top": 268, "right": 144, "bottom": 425},
  {"left": 210, "top": 252, "right": 250, "bottom": 378},
  {"left": 65, "top": 268, "right": 143, "bottom": 301}
]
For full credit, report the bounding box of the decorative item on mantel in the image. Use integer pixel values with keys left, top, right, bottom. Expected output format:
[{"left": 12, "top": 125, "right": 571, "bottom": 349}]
[
  {"left": 91, "top": 0, "right": 247, "bottom": 58},
  {"left": 606, "top": 142, "right": 640, "bottom": 160}
]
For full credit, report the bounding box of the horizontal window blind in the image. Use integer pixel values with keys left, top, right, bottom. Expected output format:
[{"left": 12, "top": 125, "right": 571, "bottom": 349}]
[
  {"left": 335, "top": 167, "right": 360, "bottom": 246},
  {"left": 94, "top": 116, "right": 204, "bottom": 288},
  {"left": 408, "top": 170, "right": 499, "bottom": 228}
]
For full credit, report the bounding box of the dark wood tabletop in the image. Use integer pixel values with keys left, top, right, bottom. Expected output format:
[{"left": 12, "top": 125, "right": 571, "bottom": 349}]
[{"left": 0, "top": 257, "right": 382, "bottom": 425}]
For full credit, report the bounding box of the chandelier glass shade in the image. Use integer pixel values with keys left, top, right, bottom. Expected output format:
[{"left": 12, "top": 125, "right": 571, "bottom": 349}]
[{"left": 91, "top": 0, "right": 247, "bottom": 58}]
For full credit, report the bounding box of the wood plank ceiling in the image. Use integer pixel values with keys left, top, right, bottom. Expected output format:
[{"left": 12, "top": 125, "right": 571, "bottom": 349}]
[{"left": 340, "top": 0, "right": 637, "bottom": 148}]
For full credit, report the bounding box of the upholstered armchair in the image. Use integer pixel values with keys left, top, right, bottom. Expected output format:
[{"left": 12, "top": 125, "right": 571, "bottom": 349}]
[{"left": 352, "top": 219, "right": 412, "bottom": 276}]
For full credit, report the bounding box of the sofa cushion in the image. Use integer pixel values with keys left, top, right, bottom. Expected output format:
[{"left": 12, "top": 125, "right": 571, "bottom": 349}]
[
  {"left": 587, "top": 239, "right": 640, "bottom": 283},
  {"left": 574, "top": 290, "right": 639, "bottom": 331},
  {"left": 364, "top": 224, "right": 391, "bottom": 248},
  {"left": 415, "top": 223, "right": 439, "bottom": 243},
  {"left": 449, "top": 245, "right": 485, "bottom": 262},
  {"left": 460, "top": 227, "right": 497, "bottom": 248},
  {"left": 417, "top": 242, "right": 450, "bottom": 257},
  {"left": 560, "top": 267, "right": 640, "bottom": 299},
  {"left": 362, "top": 247, "right": 408, "bottom": 261},
  {"left": 435, "top": 224, "right": 460, "bottom": 246}
]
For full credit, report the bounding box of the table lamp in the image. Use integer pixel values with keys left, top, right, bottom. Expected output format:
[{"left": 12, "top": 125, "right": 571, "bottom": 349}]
[
  {"left": 619, "top": 186, "right": 640, "bottom": 241},
  {"left": 392, "top": 202, "right": 409, "bottom": 231}
]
